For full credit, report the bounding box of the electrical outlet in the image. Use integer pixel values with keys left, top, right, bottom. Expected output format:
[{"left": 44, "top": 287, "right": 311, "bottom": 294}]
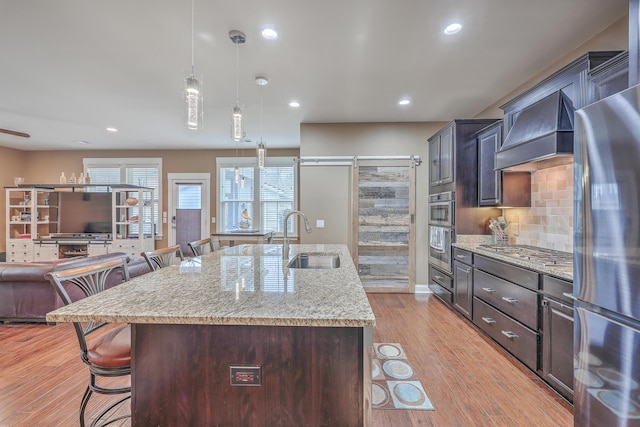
[
  {"left": 212, "top": 217, "right": 216, "bottom": 223},
  {"left": 316, "top": 219, "right": 325, "bottom": 228},
  {"left": 230, "top": 365, "right": 261, "bottom": 386}
]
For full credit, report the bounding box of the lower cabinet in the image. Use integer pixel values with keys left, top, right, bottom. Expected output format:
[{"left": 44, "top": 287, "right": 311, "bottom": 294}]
[
  {"left": 429, "top": 264, "right": 453, "bottom": 305},
  {"left": 453, "top": 248, "right": 473, "bottom": 319},
  {"left": 541, "top": 275, "right": 574, "bottom": 402},
  {"left": 472, "top": 256, "right": 540, "bottom": 372}
]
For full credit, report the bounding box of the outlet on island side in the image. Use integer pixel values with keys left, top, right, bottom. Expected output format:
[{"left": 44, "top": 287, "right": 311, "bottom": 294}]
[{"left": 230, "top": 365, "right": 262, "bottom": 386}]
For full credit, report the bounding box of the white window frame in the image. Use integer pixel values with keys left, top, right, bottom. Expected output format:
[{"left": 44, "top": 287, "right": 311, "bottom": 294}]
[
  {"left": 83, "top": 157, "right": 163, "bottom": 238},
  {"left": 216, "top": 156, "right": 298, "bottom": 238}
]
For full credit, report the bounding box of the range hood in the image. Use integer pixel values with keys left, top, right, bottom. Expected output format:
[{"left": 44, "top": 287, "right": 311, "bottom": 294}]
[{"left": 495, "top": 90, "right": 575, "bottom": 171}]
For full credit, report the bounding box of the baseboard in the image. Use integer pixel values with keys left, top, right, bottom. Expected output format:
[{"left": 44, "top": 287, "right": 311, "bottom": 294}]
[{"left": 414, "top": 284, "right": 432, "bottom": 294}]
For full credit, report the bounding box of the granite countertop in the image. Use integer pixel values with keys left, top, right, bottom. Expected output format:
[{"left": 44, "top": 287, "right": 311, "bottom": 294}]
[
  {"left": 46, "top": 244, "right": 376, "bottom": 328},
  {"left": 453, "top": 241, "right": 573, "bottom": 281}
]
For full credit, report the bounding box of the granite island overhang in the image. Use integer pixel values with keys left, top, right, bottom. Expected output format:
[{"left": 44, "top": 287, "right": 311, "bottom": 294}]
[{"left": 47, "top": 244, "right": 376, "bottom": 426}]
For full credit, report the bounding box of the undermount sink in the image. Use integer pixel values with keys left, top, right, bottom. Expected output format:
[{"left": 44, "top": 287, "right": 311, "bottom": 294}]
[{"left": 287, "top": 252, "right": 340, "bottom": 269}]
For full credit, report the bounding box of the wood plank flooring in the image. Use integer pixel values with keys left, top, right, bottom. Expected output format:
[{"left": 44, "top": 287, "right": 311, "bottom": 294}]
[{"left": 0, "top": 293, "right": 572, "bottom": 426}]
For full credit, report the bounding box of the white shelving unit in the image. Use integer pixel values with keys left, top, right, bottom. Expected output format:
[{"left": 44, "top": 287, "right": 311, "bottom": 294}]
[
  {"left": 112, "top": 186, "right": 155, "bottom": 258},
  {"left": 5, "top": 187, "right": 57, "bottom": 262}
]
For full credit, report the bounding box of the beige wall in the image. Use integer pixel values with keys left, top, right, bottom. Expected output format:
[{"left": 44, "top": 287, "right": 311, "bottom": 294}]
[
  {"left": 300, "top": 122, "right": 445, "bottom": 285},
  {"left": 0, "top": 148, "right": 298, "bottom": 251}
]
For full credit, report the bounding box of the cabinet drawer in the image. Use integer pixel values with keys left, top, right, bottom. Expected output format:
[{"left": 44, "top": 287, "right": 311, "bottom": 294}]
[
  {"left": 430, "top": 283, "right": 453, "bottom": 305},
  {"left": 453, "top": 248, "right": 472, "bottom": 265},
  {"left": 542, "top": 275, "right": 573, "bottom": 305},
  {"left": 473, "top": 269, "right": 538, "bottom": 329},
  {"left": 429, "top": 264, "right": 452, "bottom": 290},
  {"left": 474, "top": 255, "right": 539, "bottom": 290},
  {"left": 473, "top": 297, "right": 538, "bottom": 371}
]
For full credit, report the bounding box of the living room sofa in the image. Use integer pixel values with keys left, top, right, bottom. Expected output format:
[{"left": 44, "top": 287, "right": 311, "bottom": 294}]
[{"left": 0, "top": 252, "right": 152, "bottom": 323}]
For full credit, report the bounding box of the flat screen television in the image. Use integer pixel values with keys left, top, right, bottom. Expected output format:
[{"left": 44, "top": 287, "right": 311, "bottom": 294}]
[{"left": 57, "top": 192, "right": 112, "bottom": 235}]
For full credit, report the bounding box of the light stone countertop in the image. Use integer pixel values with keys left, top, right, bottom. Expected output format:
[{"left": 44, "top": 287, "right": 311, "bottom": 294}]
[
  {"left": 46, "top": 244, "right": 376, "bottom": 328},
  {"left": 453, "top": 241, "right": 573, "bottom": 281}
]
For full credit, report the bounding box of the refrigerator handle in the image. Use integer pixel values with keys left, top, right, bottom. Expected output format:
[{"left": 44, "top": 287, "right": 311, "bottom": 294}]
[{"left": 562, "top": 292, "right": 576, "bottom": 301}]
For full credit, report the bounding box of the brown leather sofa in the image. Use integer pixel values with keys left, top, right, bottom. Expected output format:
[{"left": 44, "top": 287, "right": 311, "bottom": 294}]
[{"left": 0, "top": 252, "right": 152, "bottom": 323}]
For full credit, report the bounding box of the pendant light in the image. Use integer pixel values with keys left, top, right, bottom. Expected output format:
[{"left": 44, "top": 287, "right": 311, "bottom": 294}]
[
  {"left": 183, "top": 0, "right": 202, "bottom": 130},
  {"left": 255, "top": 75, "right": 268, "bottom": 168},
  {"left": 229, "top": 30, "right": 246, "bottom": 142}
]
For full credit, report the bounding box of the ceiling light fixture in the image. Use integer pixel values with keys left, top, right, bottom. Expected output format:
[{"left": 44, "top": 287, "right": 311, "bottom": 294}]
[
  {"left": 444, "top": 22, "right": 462, "bottom": 35},
  {"left": 398, "top": 99, "right": 411, "bottom": 106},
  {"left": 255, "top": 75, "right": 269, "bottom": 168},
  {"left": 288, "top": 101, "right": 300, "bottom": 108},
  {"left": 106, "top": 127, "right": 118, "bottom": 132},
  {"left": 261, "top": 28, "right": 278, "bottom": 40},
  {"left": 184, "top": 0, "right": 203, "bottom": 130},
  {"left": 230, "top": 30, "right": 246, "bottom": 142}
]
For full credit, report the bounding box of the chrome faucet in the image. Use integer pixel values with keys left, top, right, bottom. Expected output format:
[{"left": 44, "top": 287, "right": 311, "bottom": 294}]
[{"left": 282, "top": 210, "right": 312, "bottom": 259}]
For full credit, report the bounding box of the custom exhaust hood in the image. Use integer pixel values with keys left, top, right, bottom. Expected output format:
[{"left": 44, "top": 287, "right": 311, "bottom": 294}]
[{"left": 495, "top": 90, "right": 575, "bottom": 171}]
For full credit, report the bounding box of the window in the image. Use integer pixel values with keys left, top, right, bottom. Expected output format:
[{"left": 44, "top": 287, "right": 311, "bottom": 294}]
[
  {"left": 217, "top": 157, "right": 297, "bottom": 237},
  {"left": 83, "top": 158, "right": 162, "bottom": 238}
]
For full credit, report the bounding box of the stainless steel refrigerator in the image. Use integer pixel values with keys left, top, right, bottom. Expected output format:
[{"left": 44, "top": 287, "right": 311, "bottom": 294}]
[{"left": 574, "top": 84, "right": 640, "bottom": 426}]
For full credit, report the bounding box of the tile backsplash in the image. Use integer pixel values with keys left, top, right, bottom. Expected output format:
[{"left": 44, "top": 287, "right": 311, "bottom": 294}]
[{"left": 504, "top": 163, "right": 573, "bottom": 253}]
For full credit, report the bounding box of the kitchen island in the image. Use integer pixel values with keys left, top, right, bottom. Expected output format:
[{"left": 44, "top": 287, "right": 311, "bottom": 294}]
[{"left": 47, "top": 244, "right": 375, "bottom": 426}]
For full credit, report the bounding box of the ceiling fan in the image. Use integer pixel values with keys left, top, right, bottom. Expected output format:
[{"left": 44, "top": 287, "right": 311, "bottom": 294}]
[{"left": 0, "top": 128, "right": 30, "bottom": 138}]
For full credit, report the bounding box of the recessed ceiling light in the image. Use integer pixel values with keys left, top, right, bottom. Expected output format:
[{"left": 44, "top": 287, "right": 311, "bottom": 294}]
[
  {"left": 106, "top": 127, "right": 118, "bottom": 132},
  {"left": 398, "top": 99, "right": 411, "bottom": 106},
  {"left": 75, "top": 140, "right": 92, "bottom": 144},
  {"left": 261, "top": 28, "right": 278, "bottom": 40},
  {"left": 444, "top": 23, "right": 462, "bottom": 35},
  {"left": 288, "top": 101, "right": 300, "bottom": 108}
]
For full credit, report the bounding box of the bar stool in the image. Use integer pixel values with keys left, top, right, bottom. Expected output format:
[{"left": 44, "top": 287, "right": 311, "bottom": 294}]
[
  {"left": 46, "top": 257, "right": 132, "bottom": 427},
  {"left": 187, "top": 237, "right": 215, "bottom": 256},
  {"left": 142, "top": 245, "right": 184, "bottom": 271}
]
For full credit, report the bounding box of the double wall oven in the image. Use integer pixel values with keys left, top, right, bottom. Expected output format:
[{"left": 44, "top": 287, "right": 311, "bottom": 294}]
[{"left": 428, "top": 192, "right": 454, "bottom": 296}]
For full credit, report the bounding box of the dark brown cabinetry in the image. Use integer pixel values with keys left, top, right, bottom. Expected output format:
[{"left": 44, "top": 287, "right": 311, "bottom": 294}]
[
  {"left": 589, "top": 51, "right": 629, "bottom": 102},
  {"left": 453, "top": 248, "right": 473, "bottom": 319},
  {"left": 541, "top": 275, "right": 574, "bottom": 402},
  {"left": 500, "top": 51, "right": 622, "bottom": 137},
  {"left": 429, "top": 125, "right": 453, "bottom": 187},
  {"left": 472, "top": 255, "right": 540, "bottom": 371},
  {"left": 476, "top": 121, "right": 532, "bottom": 208}
]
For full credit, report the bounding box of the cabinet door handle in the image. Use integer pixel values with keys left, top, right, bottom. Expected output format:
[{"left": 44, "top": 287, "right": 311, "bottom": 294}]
[
  {"left": 434, "top": 275, "right": 443, "bottom": 280},
  {"left": 501, "top": 330, "right": 519, "bottom": 339},
  {"left": 502, "top": 297, "right": 518, "bottom": 304},
  {"left": 482, "top": 317, "right": 496, "bottom": 324},
  {"left": 455, "top": 254, "right": 467, "bottom": 259},
  {"left": 482, "top": 287, "right": 495, "bottom": 293}
]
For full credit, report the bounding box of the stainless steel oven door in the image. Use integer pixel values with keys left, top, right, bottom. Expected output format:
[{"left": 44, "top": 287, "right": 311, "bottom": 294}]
[
  {"left": 429, "top": 225, "right": 452, "bottom": 274},
  {"left": 428, "top": 191, "right": 454, "bottom": 226}
]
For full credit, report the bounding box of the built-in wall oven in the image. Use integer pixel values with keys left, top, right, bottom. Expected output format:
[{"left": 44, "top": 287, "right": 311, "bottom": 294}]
[{"left": 428, "top": 191, "right": 454, "bottom": 275}]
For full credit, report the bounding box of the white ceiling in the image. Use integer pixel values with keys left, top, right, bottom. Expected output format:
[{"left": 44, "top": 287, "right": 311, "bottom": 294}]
[{"left": 0, "top": 0, "right": 629, "bottom": 151}]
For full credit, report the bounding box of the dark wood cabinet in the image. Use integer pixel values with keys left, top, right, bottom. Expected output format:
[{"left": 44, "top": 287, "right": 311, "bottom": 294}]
[
  {"left": 590, "top": 51, "right": 629, "bottom": 102},
  {"left": 477, "top": 121, "right": 503, "bottom": 206},
  {"left": 541, "top": 275, "right": 574, "bottom": 403},
  {"left": 453, "top": 248, "right": 473, "bottom": 319},
  {"left": 429, "top": 124, "right": 453, "bottom": 187},
  {"left": 500, "top": 51, "right": 622, "bottom": 138}
]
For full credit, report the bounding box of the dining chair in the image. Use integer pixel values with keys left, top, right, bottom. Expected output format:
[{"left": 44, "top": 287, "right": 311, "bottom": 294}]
[
  {"left": 187, "top": 237, "right": 215, "bottom": 256},
  {"left": 45, "top": 257, "right": 132, "bottom": 427},
  {"left": 142, "top": 245, "right": 184, "bottom": 271}
]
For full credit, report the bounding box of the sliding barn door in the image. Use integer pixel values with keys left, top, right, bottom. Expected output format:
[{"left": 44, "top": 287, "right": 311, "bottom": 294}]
[{"left": 352, "top": 159, "right": 416, "bottom": 293}]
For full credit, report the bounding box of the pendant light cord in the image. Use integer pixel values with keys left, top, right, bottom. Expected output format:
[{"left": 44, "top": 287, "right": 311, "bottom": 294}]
[
  {"left": 235, "top": 43, "right": 240, "bottom": 105},
  {"left": 190, "top": 0, "right": 195, "bottom": 76}
]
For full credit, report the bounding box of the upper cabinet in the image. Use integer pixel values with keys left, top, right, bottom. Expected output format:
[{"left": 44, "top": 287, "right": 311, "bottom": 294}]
[
  {"left": 589, "top": 51, "right": 629, "bottom": 102},
  {"left": 500, "top": 51, "right": 622, "bottom": 138},
  {"left": 429, "top": 124, "right": 454, "bottom": 187},
  {"left": 476, "top": 121, "right": 531, "bottom": 208}
]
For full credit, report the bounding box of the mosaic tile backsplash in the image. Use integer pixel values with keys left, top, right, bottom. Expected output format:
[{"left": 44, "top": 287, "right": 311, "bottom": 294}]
[{"left": 503, "top": 163, "right": 574, "bottom": 253}]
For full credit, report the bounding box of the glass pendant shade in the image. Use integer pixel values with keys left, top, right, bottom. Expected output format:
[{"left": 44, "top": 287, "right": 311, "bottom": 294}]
[
  {"left": 257, "top": 141, "right": 266, "bottom": 168},
  {"left": 234, "top": 166, "right": 240, "bottom": 184},
  {"left": 184, "top": 74, "right": 203, "bottom": 130},
  {"left": 232, "top": 105, "right": 243, "bottom": 142}
]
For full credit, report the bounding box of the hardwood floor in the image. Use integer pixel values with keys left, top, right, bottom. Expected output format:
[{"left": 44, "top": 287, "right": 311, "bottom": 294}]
[{"left": 0, "top": 293, "right": 572, "bottom": 426}]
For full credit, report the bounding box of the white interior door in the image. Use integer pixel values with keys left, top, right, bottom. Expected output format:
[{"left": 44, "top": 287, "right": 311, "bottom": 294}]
[{"left": 168, "top": 173, "right": 210, "bottom": 255}]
